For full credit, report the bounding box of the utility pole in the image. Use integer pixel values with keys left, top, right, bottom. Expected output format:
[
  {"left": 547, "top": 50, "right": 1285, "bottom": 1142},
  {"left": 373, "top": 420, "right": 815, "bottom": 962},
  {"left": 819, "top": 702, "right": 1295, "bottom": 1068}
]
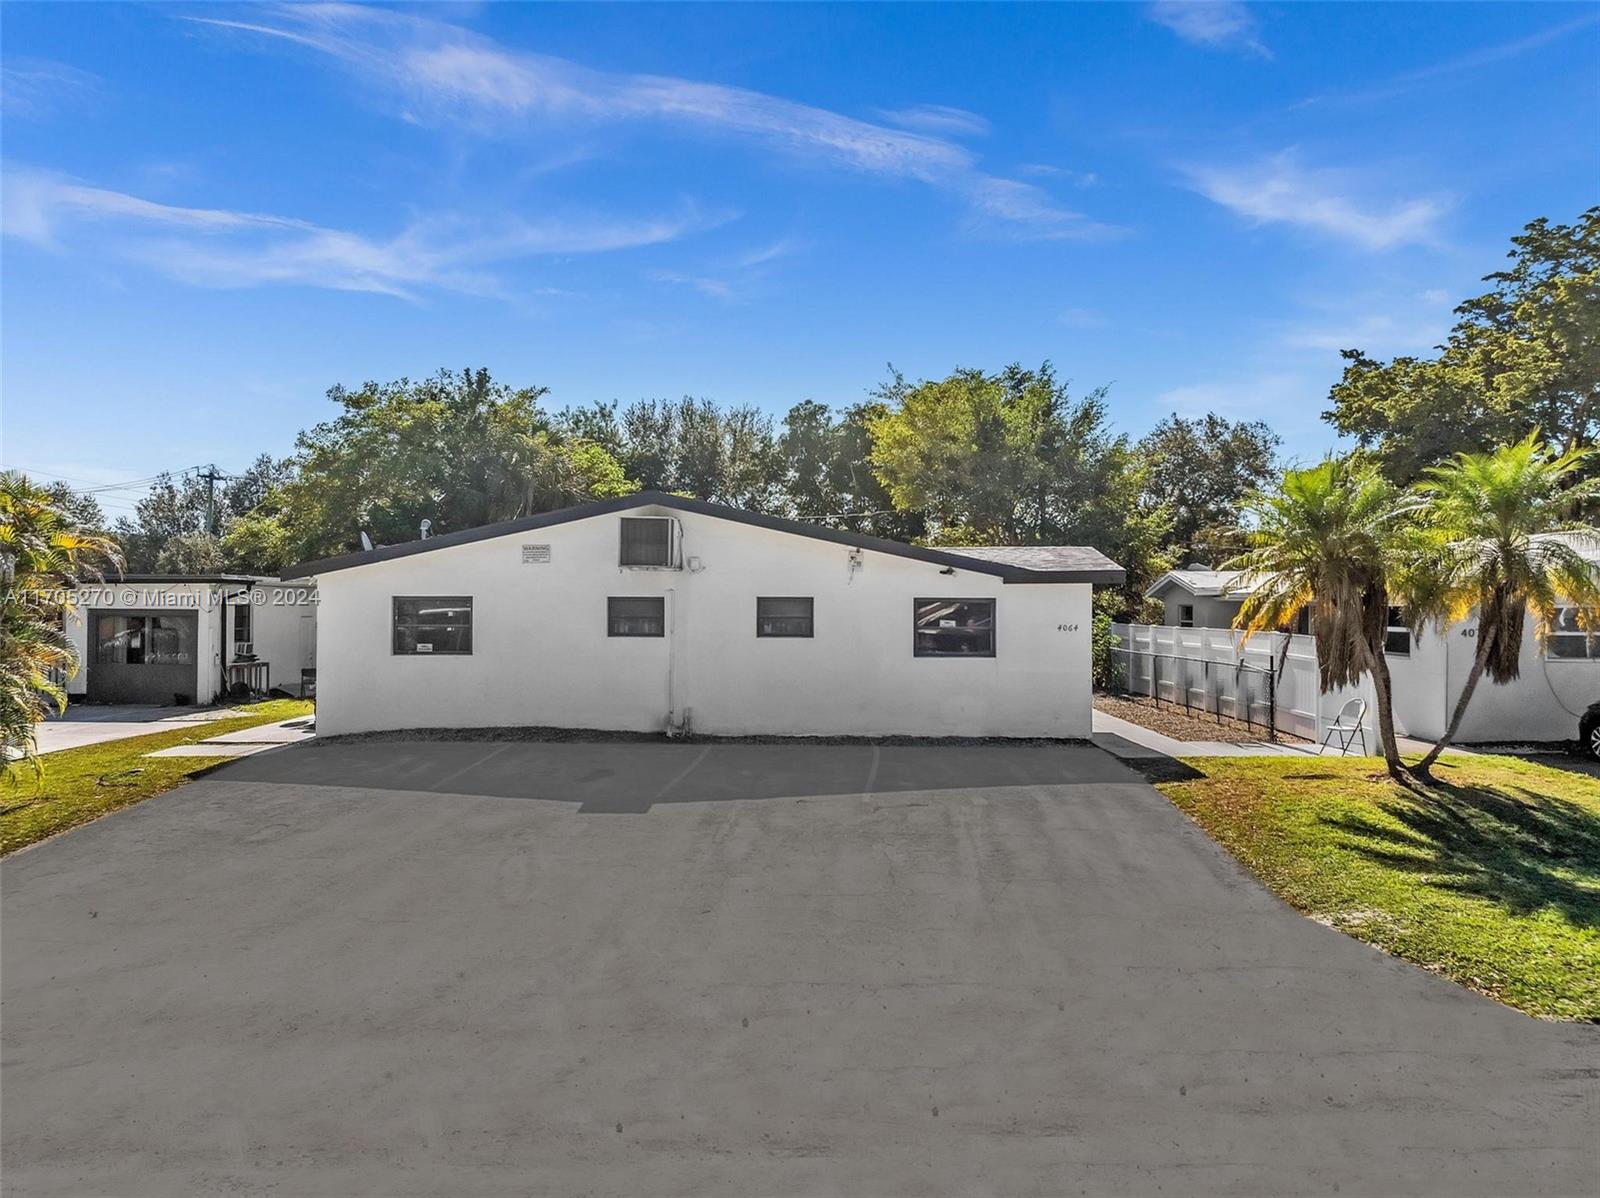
[{"left": 198, "top": 465, "right": 224, "bottom": 536}]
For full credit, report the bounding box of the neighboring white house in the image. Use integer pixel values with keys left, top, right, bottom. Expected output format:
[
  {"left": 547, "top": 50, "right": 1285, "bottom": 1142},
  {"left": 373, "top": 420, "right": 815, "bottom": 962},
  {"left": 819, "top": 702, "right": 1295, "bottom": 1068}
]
[
  {"left": 1140, "top": 541, "right": 1599, "bottom": 744},
  {"left": 65, "top": 575, "right": 318, "bottom": 706},
  {"left": 286, "top": 492, "right": 1125, "bottom": 739}
]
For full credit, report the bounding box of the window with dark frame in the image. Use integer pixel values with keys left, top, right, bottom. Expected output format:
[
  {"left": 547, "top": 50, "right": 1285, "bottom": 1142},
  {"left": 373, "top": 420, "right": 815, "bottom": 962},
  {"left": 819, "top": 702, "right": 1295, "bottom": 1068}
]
[
  {"left": 608, "top": 596, "right": 665, "bottom": 637},
  {"left": 619, "top": 517, "right": 676, "bottom": 567},
  {"left": 393, "top": 597, "right": 473, "bottom": 655},
  {"left": 233, "top": 599, "right": 252, "bottom": 652},
  {"left": 1178, "top": 603, "right": 1195, "bottom": 628},
  {"left": 93, "top": 614, "right": 195, "bottom": 666},
  {"left": 756, "top": 597, "right": 814, "bottom": 638},
  {"left": 914, "top": 598, "right": 996, "bottom": 657},
  {"left": 1551, "top": 605, "right": 1595, "bottom": 659},
  {"left": 1383, "top": 605, "right": 1411, "bottom": 656}
]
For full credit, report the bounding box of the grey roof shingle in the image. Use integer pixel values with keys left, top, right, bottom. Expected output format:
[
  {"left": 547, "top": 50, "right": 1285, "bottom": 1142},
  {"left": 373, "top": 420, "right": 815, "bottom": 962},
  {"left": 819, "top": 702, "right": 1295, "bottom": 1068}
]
[{"left": 946, "top": 545, "right": 1125, "bottom": 575}]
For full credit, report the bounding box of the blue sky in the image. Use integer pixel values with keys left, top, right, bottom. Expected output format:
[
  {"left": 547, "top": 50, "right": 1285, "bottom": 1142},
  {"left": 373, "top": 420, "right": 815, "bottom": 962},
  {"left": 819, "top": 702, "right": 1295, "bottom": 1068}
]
[{"left": 2, "top": 2, "right": 1596, "bottom": 522}]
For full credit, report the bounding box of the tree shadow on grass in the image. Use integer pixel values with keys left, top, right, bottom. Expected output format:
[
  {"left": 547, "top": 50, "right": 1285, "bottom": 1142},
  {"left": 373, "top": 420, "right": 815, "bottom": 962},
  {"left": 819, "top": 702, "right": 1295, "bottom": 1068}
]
[{"left": 1320, "top": 779, "right": 1600, "bottom": 929}]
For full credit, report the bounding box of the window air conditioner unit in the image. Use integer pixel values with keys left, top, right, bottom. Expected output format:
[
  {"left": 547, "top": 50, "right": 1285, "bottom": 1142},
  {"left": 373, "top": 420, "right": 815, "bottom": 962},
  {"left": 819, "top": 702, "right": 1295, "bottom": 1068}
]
[
  {"left": 233, "top": 642, "right": 255, "bottom": 659},
  {"left": 619, "top": 516, "right": 682, "bottom": 569}
]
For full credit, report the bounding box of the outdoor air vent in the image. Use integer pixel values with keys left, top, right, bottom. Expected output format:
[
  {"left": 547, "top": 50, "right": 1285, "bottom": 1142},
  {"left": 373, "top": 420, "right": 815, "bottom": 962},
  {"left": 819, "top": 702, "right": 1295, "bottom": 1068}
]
[{"left": 619, "top": 516, "right": 681, "bottom": 569}]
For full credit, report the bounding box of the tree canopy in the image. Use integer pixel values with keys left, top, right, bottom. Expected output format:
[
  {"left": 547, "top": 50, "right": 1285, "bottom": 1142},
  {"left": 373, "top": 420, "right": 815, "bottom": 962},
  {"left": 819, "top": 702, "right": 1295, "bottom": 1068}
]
[
  {"left": 1326, "top": 207, "right": 1600, "bottom": 483},
  {"left": 1138, "top": 413, "right": 1279, "bottom": 564}
]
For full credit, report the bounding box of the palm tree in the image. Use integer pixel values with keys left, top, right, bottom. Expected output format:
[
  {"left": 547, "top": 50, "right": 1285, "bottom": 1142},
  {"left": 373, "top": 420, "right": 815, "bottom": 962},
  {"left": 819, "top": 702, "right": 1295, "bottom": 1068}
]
[
  {"left": 1406, "top": 435, "right": 1600, "bottom": 778},
  {"left": 1225, "top": 457, "right": 1410, "bottom": 779},
  {"left": 0, "top": 472, "right": 122, "bottom": 771}
]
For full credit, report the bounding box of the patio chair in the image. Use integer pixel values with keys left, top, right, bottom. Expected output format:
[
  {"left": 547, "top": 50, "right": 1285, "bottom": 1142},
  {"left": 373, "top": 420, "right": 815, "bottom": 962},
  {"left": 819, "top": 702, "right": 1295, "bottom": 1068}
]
[{"left": 1321, "top": 697, "right": 1368, "bottom": 756}]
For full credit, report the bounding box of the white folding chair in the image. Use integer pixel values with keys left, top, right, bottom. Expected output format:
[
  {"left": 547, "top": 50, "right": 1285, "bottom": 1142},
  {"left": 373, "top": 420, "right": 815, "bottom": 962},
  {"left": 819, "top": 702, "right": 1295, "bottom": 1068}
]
[{"left": 1321, "top": 697, "right": 1368, "bottom": 756}]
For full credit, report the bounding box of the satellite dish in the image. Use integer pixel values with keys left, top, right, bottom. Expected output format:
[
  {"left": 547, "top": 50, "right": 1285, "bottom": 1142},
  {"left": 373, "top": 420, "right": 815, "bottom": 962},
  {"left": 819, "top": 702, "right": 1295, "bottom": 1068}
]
[{"left": 360, "top": 531, "right": 374, "bottom": 552}]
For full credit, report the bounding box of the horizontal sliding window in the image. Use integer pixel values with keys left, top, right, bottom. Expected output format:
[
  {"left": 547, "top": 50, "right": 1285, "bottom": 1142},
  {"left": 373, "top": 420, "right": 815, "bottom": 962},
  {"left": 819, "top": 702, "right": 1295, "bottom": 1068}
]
[
  {"left": 914, "top": 598, "right": 995, "bottom": 657},
  {"left": 609, "top": 596, "right": 665, "bottom": 637},
  {"left": 757, "top": 597, "right": 814, "bottom": 638},
  {"left": 393, "top": 597, "right": 473, "bottom": 655}
]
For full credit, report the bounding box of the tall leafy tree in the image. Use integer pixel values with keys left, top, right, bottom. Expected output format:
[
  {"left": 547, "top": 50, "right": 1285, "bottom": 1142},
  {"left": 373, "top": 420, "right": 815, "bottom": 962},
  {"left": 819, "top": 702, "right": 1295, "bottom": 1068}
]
[
  {"left": 1226, "top": 458, "right": 1408, "bottom": 779},
  {"left": 1139, "top": 413, "right": 1280, "bottom": 562},
  {"left": 778, "top": 399, "right": 921, "bottom": 540},
  {"left": 1326, "top": 207, "right": 1600, "bottom": 483},
  {"left": 0, "top": 472, "right": 122, "bottom": 769},
  {"left": 866, "top": 363, "right": 1170, "bottom": 610},
  {"left": 560, "top": 397, "right": 783, "bottom": 510},
  {"left": 1403, "top": 435, "right": 1600, "bottom": 777},
  {"left": 274, "top": 369, "right": 633, "bottom": 560}
]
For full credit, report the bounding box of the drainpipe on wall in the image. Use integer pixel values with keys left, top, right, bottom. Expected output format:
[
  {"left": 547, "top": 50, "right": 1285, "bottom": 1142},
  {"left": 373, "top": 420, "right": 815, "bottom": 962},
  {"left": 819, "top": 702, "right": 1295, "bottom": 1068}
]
[{"left": 664, "top": 585, "right": 678, "bottom": 735}]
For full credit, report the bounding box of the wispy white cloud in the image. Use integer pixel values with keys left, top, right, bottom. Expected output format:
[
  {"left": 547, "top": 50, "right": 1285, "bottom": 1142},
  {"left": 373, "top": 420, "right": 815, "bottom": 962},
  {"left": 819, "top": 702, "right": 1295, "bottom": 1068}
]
[
  {"left": 1182, "top": 152, "right": 1449, "bottom": 250},
  {"left": 2, "top": 166, "right": 717, "bottom": 298},
  {"left": 0, "top": 57, "right": 103, "bottom": 118},
  {"left": 1148, "top": 1, "right": 1270, "bottom": 59},
  {"left": 734, "top": 237, "right": 807, "bottom": 269},
  {"left": 874, "top": 104, "right": 990, "bottom": 138},
  {"left": 188, "top": 4, "right": 1116, "bottom": 242},
  {"left": 1295, "top": 13, "right": 1600, "bottom": 108},
  {"left": 1018, "top": 163, "right": 1099, "bottom": 188},
  {"left": 649, "top": 270, "right": 735, "bottom": 301},
  {"left": 1277, "top": 289, "right": 1455, "bottom": 355}
]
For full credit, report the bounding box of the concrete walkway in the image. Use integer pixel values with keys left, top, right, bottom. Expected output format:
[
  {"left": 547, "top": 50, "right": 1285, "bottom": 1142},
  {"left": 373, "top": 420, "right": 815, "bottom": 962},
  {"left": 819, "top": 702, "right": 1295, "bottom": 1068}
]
[
  {"left": 1091, "top": 707, "right": 1440, "bottom": 760},
  {"left": 31, "top": 705, "right": 237, "bottom": 755},
  {"left": 142, "top": 716, "right": 316, "bottom": 759}
]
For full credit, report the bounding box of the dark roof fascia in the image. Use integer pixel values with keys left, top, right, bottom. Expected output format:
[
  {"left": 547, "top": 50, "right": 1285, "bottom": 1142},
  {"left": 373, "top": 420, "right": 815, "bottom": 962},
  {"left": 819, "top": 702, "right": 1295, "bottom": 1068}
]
[{"left": 281, "top": 492, "right": 1126, "bottom": 585}]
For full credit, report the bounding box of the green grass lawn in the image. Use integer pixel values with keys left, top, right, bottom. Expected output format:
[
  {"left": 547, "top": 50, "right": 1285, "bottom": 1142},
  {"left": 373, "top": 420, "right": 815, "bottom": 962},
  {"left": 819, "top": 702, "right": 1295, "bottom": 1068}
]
[
  {"left": 1, "top": 699, "right": 313, "bottom": 856},
  {"left": 1157, "top": 754, "right": 1600, "bottom": 1020}
]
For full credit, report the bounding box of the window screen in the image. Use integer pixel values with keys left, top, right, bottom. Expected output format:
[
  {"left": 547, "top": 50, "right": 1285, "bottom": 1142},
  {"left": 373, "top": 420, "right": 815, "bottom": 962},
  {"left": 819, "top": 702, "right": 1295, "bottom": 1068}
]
[
  {"left": 1178, "top": 604, "right": 1195, "bottom": 628},
  {"left": 619, "top": 518, "right": 674, "bottom": 567},
  {"left": 233, "top": 600, "right": 252, "bottom": 646},
  {"left": 609, "top": 596, "right": 665, "bottom": 637},
  {"left": 757, "top": 597, "right": 814, "bottom": 637},
  {"left": 1383, "top": 606, "right": 1411, "bottom": 656},
  {"left": 914, "top": 598, "right": 995, "bottom": 657},
  {"left": 393, "top": 597, "right": 473, "bottom": 655},
  {"left": 96, "top": 615, "right": 146, "bottom": 665}
]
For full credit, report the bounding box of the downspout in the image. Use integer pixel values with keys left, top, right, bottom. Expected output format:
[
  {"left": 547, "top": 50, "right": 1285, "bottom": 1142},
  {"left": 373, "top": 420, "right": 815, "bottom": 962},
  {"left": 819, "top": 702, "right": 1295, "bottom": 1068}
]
[{"left": 665, "top": 584, "right": 678, "bottom": 735}]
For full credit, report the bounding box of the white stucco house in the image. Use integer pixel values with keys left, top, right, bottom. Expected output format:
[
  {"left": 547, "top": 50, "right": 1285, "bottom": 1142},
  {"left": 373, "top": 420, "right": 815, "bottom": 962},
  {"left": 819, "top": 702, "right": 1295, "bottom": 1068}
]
[
  {"left": 1140, "top": 541, "right": 1599, "bottom": 744},
  {"left": 65, "top": 575, "right": 318, "bottom": 706},
  {"left": 285, "top": 492, "right": 1125, "bottom": 739}
]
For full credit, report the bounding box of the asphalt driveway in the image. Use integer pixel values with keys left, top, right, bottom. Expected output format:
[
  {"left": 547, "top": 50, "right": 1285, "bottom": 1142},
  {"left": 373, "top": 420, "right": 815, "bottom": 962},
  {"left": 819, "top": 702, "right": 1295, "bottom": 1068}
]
[{"left": 3, "top": 740, "right": 1595, "bottom": 1196}]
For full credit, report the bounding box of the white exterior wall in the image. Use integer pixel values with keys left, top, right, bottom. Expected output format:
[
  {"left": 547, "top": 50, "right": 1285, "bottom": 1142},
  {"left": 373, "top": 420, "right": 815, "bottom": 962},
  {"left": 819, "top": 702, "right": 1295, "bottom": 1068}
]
[
  {"left": 1387, "top": 617, "right": 1594, "bottom": 744},
  {"left": 312, "top": 506, "right": 1095, "bottom": 738},
  {"left": 231, "top": 583, "right": 319, "bottom": 692}
]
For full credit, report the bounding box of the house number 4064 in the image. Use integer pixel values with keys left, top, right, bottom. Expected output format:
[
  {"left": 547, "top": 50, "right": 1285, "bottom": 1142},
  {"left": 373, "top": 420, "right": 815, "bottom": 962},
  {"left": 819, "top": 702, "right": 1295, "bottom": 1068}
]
[{"left": 1057, "top": 623, "right": 1080, "bottom": 632}]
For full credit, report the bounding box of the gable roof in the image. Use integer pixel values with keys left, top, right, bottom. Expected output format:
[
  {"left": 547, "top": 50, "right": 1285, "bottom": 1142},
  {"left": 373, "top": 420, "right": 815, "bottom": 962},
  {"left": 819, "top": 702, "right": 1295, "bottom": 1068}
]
[
  {"left": 281, "top": 491, "right": 1125, "bottom": 585},
  {"left": 1144, "top": 568, "right": 1256, "bottom": 600}
]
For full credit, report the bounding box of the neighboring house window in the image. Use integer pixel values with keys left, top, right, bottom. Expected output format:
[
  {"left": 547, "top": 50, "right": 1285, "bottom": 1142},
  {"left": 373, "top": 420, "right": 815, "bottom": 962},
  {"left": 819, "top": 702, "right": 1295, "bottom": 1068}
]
[
  {"left": 914, "top": 598, "right": 996, "bottom": 657},
  {"left": 609, "top": 596, "right": 666, "bottom": 637},
  {"left": 1178, "top": 604, "right": 1195, "bottom": 628},
  {"left": 757, "top": 597, "right": 814, "bottom": 637},
  {"left": 1550, "top": 606, "right": 1595, "bottom": 659},
  {"left": 1384, "top": 606, "right": 1411, "bottom": 656},
  {"left": 1294, "top": 606, "right": 1312, "bottom": 636},
  {"left": 233, "top": 599, "right": 252, "bottom": 656},
  {"left": 94, "top": 615, "right": 195, "bottom": 666},
  {"left": 619, "top": 517, "right": 677, "bottom": 567},
  {"left": 393, "top": 597, "right": 473, "bottom": 655}
]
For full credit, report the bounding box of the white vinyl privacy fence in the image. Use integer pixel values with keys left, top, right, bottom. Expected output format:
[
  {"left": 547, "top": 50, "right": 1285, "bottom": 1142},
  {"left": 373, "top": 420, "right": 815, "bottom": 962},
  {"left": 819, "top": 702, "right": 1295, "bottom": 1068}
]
[{"left": 1108, "top": 624, "right": 1377, "bottom": 745}]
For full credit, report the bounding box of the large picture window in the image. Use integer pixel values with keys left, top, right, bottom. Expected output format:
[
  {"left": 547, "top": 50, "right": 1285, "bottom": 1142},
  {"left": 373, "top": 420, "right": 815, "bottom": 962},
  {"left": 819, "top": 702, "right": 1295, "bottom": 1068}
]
[
  {"left": 914, "top": 598, "right": 995, "bottom": 657},
  {"left": 757, "top": 597, "right": 814, "bottom": 638},
  {"left": 95, "top": 614, "right": 196, "bottom": 666},
  {"left": 609, "top": 596, "right": 665, "bottom": 637},
  {"left": 393, "top": 597, "right": 473, "bottom": 655}
]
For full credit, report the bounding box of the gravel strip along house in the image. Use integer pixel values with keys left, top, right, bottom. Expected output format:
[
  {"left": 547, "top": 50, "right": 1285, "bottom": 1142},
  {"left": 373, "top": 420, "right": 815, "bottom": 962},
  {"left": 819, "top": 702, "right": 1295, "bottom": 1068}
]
[{"left": 285, "top": 492, "right": 1124, "bottom": 739}]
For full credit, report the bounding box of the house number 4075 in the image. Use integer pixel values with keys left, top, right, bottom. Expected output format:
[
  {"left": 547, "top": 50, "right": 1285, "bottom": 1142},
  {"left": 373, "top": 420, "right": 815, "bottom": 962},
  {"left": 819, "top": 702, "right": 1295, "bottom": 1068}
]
[{"left": 1057, "top": 623, "right": 1080, "bottom": 632}]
